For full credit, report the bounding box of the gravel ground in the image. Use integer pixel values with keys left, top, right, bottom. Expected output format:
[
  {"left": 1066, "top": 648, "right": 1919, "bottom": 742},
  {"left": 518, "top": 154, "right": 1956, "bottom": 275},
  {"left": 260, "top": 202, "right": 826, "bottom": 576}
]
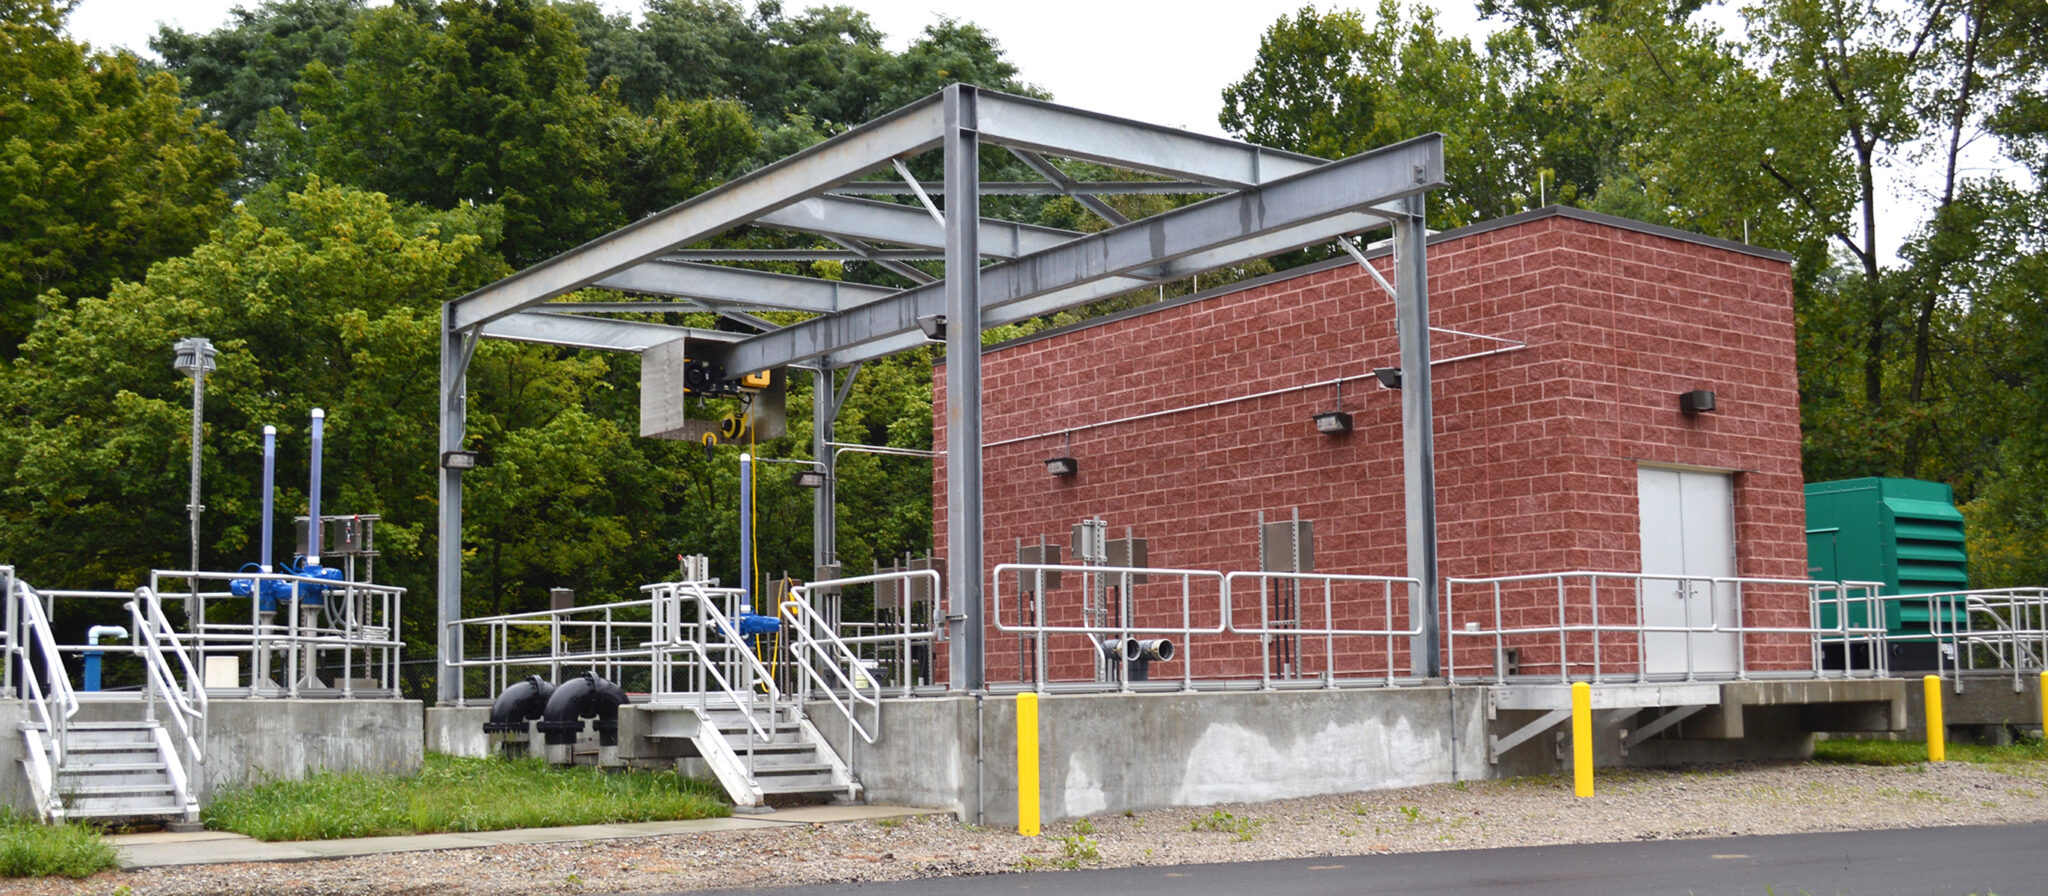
[{"left": 14, "top": 759, "right": 2048, "bottom": 896}]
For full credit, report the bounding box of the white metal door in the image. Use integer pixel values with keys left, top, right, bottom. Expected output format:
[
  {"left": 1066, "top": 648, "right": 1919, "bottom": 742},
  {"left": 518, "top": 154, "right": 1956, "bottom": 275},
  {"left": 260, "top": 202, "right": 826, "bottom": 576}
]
[{"left": 1638, "top": 467, "right": 1738, "bottom": 676}]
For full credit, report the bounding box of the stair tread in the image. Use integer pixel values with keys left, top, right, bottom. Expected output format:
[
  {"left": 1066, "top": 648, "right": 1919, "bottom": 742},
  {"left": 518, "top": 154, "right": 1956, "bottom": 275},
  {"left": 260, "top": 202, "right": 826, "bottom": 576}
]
[
  {"left": 62, "top": 804, "right": 189, "bottom": 818},
  {"left": 66, "top": 721, "right": 163, "bottom": 730},
  {"left": 59, "top": 762, "right": 167, "bottom": 774},
  {"left": 755, "top": 782, "right": 852, "bottom": 795},
  {"left": 61, "top": 783, "right": 177, "bottom": 795}
]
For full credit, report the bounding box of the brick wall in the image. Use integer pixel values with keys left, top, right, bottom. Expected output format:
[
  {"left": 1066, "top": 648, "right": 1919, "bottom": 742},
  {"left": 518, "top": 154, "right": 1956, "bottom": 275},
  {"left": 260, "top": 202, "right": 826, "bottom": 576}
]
[{"left": 934, "top": 208, "right": 1805, "bottom": 683}]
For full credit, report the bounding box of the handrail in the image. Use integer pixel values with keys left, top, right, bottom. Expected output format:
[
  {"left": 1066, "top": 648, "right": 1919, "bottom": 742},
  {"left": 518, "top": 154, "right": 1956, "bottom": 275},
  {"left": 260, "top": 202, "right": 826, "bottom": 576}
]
[
  {"left": 1223, "top": 571, "right": 1425, "bottom": 688},
  {"left": 1444, "top": 571, "right": 1889, "bottom": 684},
  {"left": 785, "top": 571, "right": 924, "bottom": 745},
  {"left": 648, "top": 581, "right": 783, "bottom": 744},
  {"left": 993, "top": 562, "right": 1227, "bottom": 691},
  {"left": 129, "top": 588, "right": 206, "bottom": 766},
  {"left": 8, "top": 573, "right": 78, "bottom": 819}
]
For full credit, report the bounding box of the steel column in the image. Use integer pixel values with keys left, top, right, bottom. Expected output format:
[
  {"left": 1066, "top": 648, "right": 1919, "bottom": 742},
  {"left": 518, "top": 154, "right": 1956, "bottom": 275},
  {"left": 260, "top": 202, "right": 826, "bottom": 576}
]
[
  {"left": 436, "top": 314, "right": 472, "bottom": 705},
  {"left": 812, "top": 367, "right": 839, "bottom": 578},
  {"left": 942, "top": 85, "right": 985, "bottom": 692},
  {"left": 1393, "top": 197, "right": 1441, "bottom": 678}
]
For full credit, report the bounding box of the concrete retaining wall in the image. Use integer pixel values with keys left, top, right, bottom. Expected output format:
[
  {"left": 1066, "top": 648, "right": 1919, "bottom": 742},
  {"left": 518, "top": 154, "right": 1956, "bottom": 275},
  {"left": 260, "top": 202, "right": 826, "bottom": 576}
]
[
  {"left": 818, "top": 688, "right": 1490, "bottom": 825},
  {"left": 0, "top": 697, "right": 422, "bottom": 812}
]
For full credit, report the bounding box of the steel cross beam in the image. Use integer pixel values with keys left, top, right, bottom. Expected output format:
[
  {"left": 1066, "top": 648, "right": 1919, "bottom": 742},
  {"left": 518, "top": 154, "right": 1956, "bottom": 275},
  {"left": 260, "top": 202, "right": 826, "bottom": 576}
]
[
  {"left": 480, "top": 313, "right": 737, "bottom": 353},
  {"left": 972, "top": 92, "right": 1327, "bottom": 187},
  {"left": 592, "top": 260, "right": 899, "bottom": 313},
  {"left": 723, "top": 133, "right": 1445, "bottom": 374},
  {"left": 446, "top": 97, "right": 947, "bottom": 331},
  {"left": 757, "top": 194, "right": 1082, "bottom": 259}
]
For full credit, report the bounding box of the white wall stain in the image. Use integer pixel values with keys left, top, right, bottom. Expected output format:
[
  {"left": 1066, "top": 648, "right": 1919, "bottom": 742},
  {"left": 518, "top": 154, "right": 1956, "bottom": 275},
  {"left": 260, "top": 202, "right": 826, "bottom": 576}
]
[
  {"left": 1171, "top": 716, "right": 1450, "bottom": 805},
  {"left": 1062, "top": 752, "right": 1110, "bottom": 817}
]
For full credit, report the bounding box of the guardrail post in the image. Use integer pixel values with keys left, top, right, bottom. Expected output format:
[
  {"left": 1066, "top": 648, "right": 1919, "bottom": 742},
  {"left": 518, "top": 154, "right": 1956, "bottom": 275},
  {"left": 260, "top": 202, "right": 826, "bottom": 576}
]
[
  {"left": 1017, "top": 691, "right": 1040, "bottom": 836},
  {"left": 1924, "top": 674, "right": 1946, "bottom": 762},
  {"left": 1572, "top": 680, "right": 1593, "bottom": 797}
]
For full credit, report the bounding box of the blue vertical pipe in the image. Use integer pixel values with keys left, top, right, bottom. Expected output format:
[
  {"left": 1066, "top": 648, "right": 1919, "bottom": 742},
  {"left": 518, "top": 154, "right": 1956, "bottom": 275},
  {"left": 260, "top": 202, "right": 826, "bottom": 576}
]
[
  {"left": 739, "top": 452, "right": 752, "bottom": 613},
  {"left": 260, "top": 425, "right": 276, "bottom": 572},
  {"left": 308, "top": 408, "right": 324, "bottom": 564}
]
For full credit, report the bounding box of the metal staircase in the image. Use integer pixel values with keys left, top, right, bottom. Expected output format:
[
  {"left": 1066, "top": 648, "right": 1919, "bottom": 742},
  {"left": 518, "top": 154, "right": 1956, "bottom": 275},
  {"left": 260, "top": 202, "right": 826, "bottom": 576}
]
[
  {"left": 23, "top": 718, "right": 198, "bottom": 824},
  {"left": 686, "top": 702, "right": 860, "bottom": 808}
]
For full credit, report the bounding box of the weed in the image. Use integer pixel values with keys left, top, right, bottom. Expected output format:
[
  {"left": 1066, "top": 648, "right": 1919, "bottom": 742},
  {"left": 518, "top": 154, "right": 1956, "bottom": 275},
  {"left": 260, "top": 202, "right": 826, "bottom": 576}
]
[
  {"left": 1054, "top": 833, "right": 1100, "bottom": 868},
  {"left": 204, "top": 752, "right": 730, "bottom": 841},
  {"left": 1451, "top": 779, "right": 1471, "bottom": 792},
  {"left": 1072, "top": 817, "right": 1095, "bottom": 835},
  {"left": 1189, "top": 809, "right": 1265, "bottom": 841},
  {"left": 873, "top": 817, "right": 904, "bottom": 829},
  {"left": 1396, "top": 805, "right": 1423, "bottom": 822},
  {"left": 0, "top": 812, "right": 117, "bottom": 878}
]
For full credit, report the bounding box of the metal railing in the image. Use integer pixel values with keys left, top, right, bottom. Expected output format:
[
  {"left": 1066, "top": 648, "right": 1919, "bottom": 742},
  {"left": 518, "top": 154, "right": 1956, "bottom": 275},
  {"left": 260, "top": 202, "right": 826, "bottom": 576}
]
[
  {"left": 1443, "top": 571, "right": 1889, "bottom": 684},
  {"left": 1901, "top": 587, "right": 2048, "bottom": 691},
  {"left": 1223, "top": 571, "right": 1426, "bottom": 688},
  {"left": 785, "top": 570, "right": 941, "bottom": 744},
  {"left": 992, "top": 563, "right": 1227, "bottom": 692},
  {"left": 148, "top": 569, "right": 405, "bottom": 698},
  {"left": 446, "top": 596, "right": 662, "bottom": 703},
  {"left": 645, "top": 580, "right": 782, "bottom": 744},
  {"left": 5, "top": 571, "right": 78, "bottom": 814},
  {"left": 128, "top": 588, "right": 206, "bottom": 772}
]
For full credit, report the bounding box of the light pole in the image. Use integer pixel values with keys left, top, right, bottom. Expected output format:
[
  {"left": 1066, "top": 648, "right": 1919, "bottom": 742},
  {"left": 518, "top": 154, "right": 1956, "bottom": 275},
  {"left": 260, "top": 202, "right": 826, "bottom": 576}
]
[{"left": 173, "top": 336, "right": 216, "bottom": 624}]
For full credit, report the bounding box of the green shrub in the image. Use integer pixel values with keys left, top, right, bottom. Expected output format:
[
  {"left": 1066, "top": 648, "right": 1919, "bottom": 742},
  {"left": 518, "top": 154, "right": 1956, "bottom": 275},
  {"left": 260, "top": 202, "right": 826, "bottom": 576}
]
[
  {"left": 204, "top": 753, "right": 729, "bottom": 841},
  {"left": 0, "top": 811, "right": 117, "bottom": 878}
]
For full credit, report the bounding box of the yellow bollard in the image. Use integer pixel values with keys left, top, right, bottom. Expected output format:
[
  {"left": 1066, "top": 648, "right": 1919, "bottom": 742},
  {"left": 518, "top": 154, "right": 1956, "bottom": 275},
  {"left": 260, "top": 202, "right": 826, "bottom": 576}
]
[
  {"left": 1571, "top": 681, "right": 1593, "bottom": 797},
  {"left": 2039, "top": 671, "right": 2046, "bottom": 743},
  {"left": 1924, "top": 675, "right": 1946, "bottom": 763},
  {"left": 1017, "top": 692, "right": 1041, "bottom": 836}
]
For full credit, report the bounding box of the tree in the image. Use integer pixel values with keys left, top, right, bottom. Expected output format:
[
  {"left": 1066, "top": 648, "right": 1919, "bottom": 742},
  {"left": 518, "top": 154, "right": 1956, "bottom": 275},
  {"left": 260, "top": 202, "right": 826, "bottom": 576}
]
[
  {"left": 0, "top": 181, "right": 505, "bottom": 593},
  {"left": 1220, "top": 1, "right": 1597, "bottom": 229},
  {"left": 292, "top": 0, "right": 758, "bottom": 265},
  {"left": 0, "top": 0, "right": 238, "bottom": 354}
]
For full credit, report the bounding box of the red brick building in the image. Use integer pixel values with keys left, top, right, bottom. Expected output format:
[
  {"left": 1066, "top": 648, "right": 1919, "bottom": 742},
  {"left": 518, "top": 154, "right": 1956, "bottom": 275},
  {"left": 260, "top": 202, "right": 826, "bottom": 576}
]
[{"left": 935, "top": 207, "right": 1808, "bottom": 685}]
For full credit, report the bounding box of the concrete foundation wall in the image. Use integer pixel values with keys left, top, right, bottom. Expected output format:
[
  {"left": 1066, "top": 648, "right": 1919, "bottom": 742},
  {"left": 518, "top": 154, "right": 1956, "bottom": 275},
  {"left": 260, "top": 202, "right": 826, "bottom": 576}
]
[
  {"left": 425, "top": 706, "right": 492, "bottom": 758},
  {"left": 1901, "top": 674, "right": 2047, "bottom": 744},
  {"left": 0, "top": 697, "right": 422, "bottom": 812},
  {"left": 819, "top": 688, "right": 1490, "bottom": 825}
]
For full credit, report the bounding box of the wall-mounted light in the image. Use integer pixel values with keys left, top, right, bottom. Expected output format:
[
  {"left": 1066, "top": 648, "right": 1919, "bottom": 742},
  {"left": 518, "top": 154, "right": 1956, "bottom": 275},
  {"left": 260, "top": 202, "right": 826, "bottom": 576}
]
[
  {"left": 793, "top": 470, "right": 827, "bottom": 489},
  {"left": 1312, "top": 410, "right": 1354, "bottom": 435},
  {"left": 1373, "top": 367, "right": 1404, "bottom": 390},
  {"left": 917, "top": 313, "right": 947, "bottom": 341},
  {"left": 441, "top": 450, "right": 479, "bottom": 471},
  {"left": 1045, "top": 456, "right": 1078, "bottom": 477},
  {"left": 1679, "top": 390, "right": 1717, "bottom": 415}
]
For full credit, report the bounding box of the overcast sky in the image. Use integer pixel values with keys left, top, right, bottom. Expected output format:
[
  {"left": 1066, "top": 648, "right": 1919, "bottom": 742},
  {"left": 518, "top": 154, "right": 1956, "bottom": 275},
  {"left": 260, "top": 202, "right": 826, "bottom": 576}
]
[{"left": 65, "top": 0, "right": 1495, "bottom": 138}]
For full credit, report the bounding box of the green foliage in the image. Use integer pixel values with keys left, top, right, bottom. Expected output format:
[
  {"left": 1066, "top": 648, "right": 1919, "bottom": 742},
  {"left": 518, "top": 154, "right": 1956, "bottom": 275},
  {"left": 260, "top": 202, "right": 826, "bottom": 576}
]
[
  {"left": 150, "top": 0, "right": 366, "bottom": 150},
  {"left": 1814, "top": 737, "right": 2048, "bottom": 767},
  {"left": 0, "top": 811, "right": 117, "bottom": 878},
  {"left": 0, "top": 180, "right": 502, "bottom": 593},
  {"left": 0, "top": 0, "right": 238, "bottom": 354},
  {"left": 202, "top": 752, "right": 729, "bottom": 840},
  {"left": 1189, "top": 808, "right": 1265, "bottom": 841}
]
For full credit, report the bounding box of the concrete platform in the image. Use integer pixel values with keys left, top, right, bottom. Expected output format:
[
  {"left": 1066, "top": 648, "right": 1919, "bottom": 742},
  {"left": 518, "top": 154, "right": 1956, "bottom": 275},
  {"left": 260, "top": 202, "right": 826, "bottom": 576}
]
[{"left": 105, "top": 804, "right": 949, "bottom": 869}]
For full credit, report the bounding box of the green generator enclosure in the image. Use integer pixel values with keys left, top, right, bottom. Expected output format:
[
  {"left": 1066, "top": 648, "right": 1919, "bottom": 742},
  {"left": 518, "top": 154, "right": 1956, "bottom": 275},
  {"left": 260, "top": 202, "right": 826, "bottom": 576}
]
[{"left": 1805, "top": 477, "right": 1968, "bottom": 634}]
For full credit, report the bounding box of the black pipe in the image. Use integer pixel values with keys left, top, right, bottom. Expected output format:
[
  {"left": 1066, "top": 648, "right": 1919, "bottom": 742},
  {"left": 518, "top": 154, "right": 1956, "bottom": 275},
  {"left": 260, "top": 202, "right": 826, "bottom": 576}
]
[
  {"left": 484, "top": 675, "right": 554, "bottom": 734},
  {"left": 537, "top": 670, "right": 627, "bottom": 747}
]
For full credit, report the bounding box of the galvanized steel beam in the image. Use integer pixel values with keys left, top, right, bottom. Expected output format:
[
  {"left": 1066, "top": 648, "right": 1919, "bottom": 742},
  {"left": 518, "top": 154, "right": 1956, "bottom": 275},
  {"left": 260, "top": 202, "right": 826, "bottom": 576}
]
[
  {"left": 446, "top": 97, "right": 946, "bottom": 331},
  {"left": 594, "top": 260, "right": 898, "bottom": 313},
  {"left": 723, "top": 133, "right": 1444, "bottom": 374},
  {"left": 942, "top": 85, "right": 985, "bottom": 693},
  {"left": 758, "top": 194, "right": 1082, "bottom": 259},
  {"left": 974, "top": 93, "right": 1327, "bottom": 187},
  {"left": 480, "top": 313, "right": 732, "bottom": 353}
]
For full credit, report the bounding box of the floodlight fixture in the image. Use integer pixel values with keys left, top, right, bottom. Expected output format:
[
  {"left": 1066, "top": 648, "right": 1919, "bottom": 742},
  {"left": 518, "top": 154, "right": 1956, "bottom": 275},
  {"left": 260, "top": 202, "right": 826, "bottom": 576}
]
[
  {"left": 1312, "top": 411, "right": 1354, "bottom": 435},
  {"left": 793, "top": 470, "right": 827, "bottom": 489},
  {"left": 1045, "top": 456, "right": 1078, "bottom": 477},
  {"left": 1373, "top": 367, "right": 1404, "bottom": 390},
  {"left": 172, "top": 337, "right": 217, "bottom": 376},
  {"left": 917, "top": 314, "right": 947, "bottom": 341},
  {"left": 1679, "top": 390, "right": 1717, "bottom": 415},
  {"left": 441, "top": 450, "right": 479, "bottom": 471}
]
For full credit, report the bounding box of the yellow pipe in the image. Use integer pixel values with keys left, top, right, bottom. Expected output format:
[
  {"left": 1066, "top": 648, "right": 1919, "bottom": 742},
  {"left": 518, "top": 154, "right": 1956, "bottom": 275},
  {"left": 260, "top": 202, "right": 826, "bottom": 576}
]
[
  {"left": 1572, "top": 680, "right": 1593, "bottom": 798},
  {"left": 1924, "top": 675, "right": 1946, "bottom": 762},
  {"left": 2040, "top": 671, "right": 2047, "bottom": 741},
  {"left": 1017, "top": 692, "right": 1041, "bottom": 836}
]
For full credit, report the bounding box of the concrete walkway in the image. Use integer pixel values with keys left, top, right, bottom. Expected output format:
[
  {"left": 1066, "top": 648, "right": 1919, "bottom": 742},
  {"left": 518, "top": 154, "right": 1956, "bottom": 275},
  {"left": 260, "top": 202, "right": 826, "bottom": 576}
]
[{"left": 104, "top": 805, "right": 951, "bottom": 870}]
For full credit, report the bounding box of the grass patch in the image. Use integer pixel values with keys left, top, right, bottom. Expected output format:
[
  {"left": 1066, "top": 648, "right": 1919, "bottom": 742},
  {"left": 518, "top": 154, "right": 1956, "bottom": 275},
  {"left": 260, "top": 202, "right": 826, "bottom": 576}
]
[
  {"left": 1814, "top": 738, "right": 2048, "bottom": 767},
  {"left": 0, "top": 811, "right": 118, "bottom": 878},
  {"left": 204, "top": 753, "right": 729, "bottom": 841}
]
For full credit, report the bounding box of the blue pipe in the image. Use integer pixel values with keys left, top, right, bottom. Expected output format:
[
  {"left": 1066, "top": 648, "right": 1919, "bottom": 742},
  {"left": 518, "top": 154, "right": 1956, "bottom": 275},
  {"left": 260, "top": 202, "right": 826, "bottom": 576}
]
[
  {"left": 308, "top": 408, "right": 324, "bottom": 564},
  {"left": 739, "top": 452, "right": 752, "bottom": 613},
  {"left": 260, "top": 425, "right": 276, "bottom": 572}
]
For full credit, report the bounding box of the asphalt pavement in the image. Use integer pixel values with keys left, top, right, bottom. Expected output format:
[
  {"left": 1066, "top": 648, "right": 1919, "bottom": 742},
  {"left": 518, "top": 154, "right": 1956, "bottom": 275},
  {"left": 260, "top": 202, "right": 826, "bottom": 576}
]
[{"left": 678, "top": 822, "right": 2048, "bottom": 896}]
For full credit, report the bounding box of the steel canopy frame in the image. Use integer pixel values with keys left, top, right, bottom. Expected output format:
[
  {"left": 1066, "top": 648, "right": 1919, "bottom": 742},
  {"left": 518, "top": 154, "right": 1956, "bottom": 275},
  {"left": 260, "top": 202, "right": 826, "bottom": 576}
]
[{"left": 435, "top": 84, "right": 1447, "bottom": 705}]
